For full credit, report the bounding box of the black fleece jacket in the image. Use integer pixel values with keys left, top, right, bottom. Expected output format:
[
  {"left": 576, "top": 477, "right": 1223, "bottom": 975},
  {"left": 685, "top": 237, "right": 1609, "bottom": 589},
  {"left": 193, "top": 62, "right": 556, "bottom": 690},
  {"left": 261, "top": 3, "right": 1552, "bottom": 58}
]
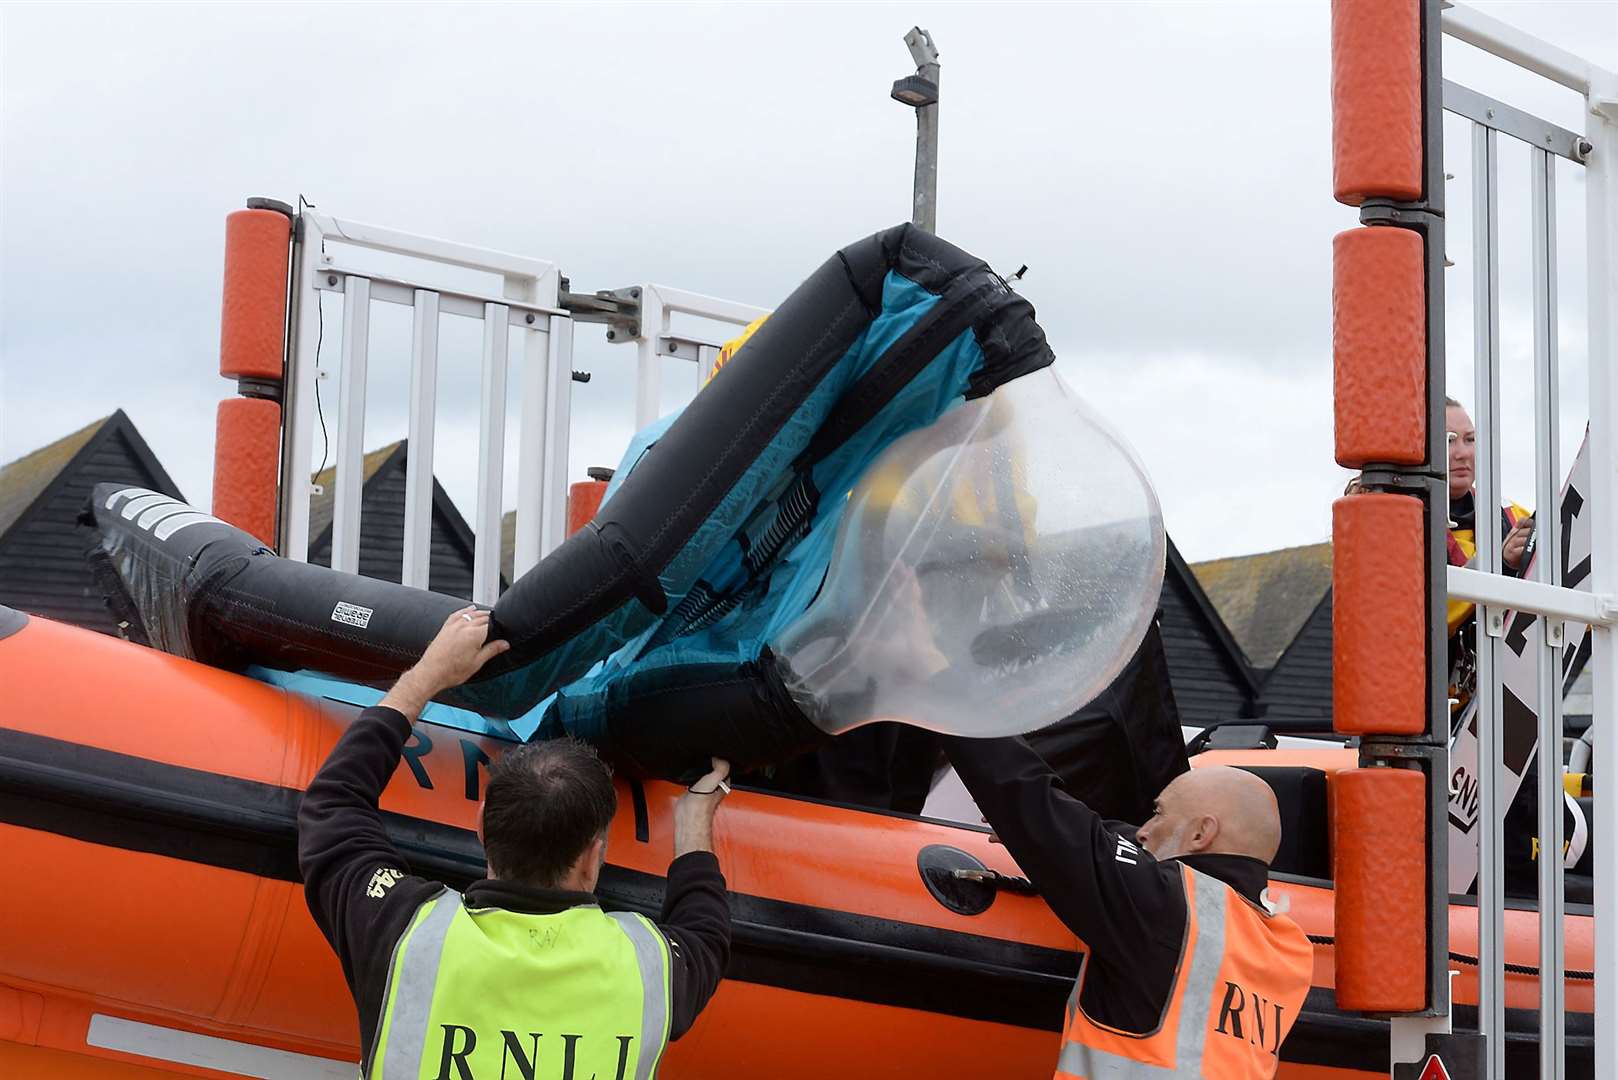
[
  {"left": 943, "top": 734, "right": 1271, "bottom": 1035},
  {"left": 296, "top": 706, "right": 731, "bottom": 1071}
]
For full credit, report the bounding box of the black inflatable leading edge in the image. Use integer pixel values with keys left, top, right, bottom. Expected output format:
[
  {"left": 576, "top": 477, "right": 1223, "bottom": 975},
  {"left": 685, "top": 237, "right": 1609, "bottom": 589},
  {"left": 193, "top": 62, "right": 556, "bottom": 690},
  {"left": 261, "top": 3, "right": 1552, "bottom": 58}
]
[{"left": 86, "top": 225, "right": 1054, "bottom": 777}]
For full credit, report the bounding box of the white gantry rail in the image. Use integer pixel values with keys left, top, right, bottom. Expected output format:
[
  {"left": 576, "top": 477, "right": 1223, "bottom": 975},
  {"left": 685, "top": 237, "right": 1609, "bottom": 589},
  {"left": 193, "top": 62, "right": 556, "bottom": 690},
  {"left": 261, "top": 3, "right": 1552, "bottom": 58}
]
[
  {"left": 279, "top": 212, "right": 770, "bottom": 606},
  {"left": 1440, "top": 6, "right": 1618, "bottom": 1079},
  {"left": 282, "top": 211, "right": 567, "bottom": 604},
  {"left": 627, "top": 284, "right": 769, "bottom": 429}
]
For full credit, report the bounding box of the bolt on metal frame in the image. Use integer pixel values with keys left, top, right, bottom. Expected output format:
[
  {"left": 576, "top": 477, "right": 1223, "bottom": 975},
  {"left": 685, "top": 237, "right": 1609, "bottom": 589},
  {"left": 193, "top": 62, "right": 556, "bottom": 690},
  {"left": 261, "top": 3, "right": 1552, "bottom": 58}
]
[{"left": 1439, "top": 5, "right": 1618, "bottom": 1077}]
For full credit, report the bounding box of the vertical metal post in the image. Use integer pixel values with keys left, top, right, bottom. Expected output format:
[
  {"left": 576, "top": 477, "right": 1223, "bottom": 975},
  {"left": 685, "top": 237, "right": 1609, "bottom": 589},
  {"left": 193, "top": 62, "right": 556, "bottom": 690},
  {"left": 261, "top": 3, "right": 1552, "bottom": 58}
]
[
  {"left": 912, "top": 47, "right": 938, "bottom": 231},
  {"left": 1530, "top": 145, "right": 1566, "bottom": 1080},
  {"left": 1416, "top": 0, "right": 1453, "bottom": 1031},
  {"left": 1586, "top": 73, "right": 1618, "bottom": 1080},
  {"left": 331, "top": 276, "right": 371, "bottom": 575},
  {"left": 900, "top": 27, "right": 939, "bottom": 233},
  {"left": 1469, "top": 121, "right": 1505, "bottom": 1080},
  {"left": 513, "top": 315, "right": 550, "bottom": 584},
  {"left": 472, "top": 305, "right": 509, "bottom": 605},
  {"left": 402, "top": 290, "right": 440, "bottom": 590},
  {"left": 635, "top": 288, "right": 665, "bottom": 430},
  {"left": 698, "top": 343, "right": 720, "bottom": 386},
  {"left": 280, "top": 214, "right": 322, "bottom": 562},
  {"left": 540, "top": 315, "right": 575, "bottom": 555}
]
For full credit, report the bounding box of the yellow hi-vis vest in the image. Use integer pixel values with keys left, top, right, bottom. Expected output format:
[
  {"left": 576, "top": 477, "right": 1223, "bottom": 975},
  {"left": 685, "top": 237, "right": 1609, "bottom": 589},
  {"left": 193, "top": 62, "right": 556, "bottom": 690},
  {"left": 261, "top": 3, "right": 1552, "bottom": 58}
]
[
  {"left": 1055, "top": 866, "right": 1312, "bottom": 1080},
  {"left": 369, "top": 888, "right": 672, "bottom": 1080}
]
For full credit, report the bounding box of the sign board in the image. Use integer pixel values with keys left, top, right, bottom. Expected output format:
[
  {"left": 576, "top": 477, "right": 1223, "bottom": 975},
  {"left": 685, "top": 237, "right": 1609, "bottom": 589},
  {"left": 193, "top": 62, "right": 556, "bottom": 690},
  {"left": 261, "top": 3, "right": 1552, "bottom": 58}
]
[{"left": 1447, "top": 433, "right": 1592, "bottom": 892}]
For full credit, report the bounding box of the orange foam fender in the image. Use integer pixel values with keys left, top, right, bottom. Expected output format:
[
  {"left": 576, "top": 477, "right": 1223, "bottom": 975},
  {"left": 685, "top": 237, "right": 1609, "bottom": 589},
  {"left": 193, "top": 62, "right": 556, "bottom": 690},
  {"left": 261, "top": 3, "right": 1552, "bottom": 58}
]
[
  {"left": 1331, "top": 0, "right": 1422, "bottom": 205},
  {"left": 212, "top": 397, "right": 281, "bottom": 547},
  {"left": 567, "top": 479, "right": 608, "bottom": 538},
  {"left": 1333, "top": 493, "right": 1425, "bottom": 735},
  {"left": 1333, "top": 228, "right": 1426, "bottom": 468},
  {"left": 220, "top": 209, "right": 292, "bottom": 381},
  {"left": 1332, "top": 767, "right": 1426, "bottom": 1012}
]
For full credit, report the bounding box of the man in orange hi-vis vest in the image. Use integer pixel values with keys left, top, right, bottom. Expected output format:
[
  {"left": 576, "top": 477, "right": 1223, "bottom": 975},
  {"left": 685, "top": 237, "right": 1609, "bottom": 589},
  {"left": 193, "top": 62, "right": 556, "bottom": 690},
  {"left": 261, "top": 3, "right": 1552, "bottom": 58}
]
[{"left": 943, "top": 737, "right": 1313, "bottom": 1078}]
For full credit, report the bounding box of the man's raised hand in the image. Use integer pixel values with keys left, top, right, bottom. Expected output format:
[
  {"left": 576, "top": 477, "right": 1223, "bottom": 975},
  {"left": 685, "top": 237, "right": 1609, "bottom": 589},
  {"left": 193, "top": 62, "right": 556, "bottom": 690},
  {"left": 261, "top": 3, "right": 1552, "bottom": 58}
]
[
  {"left": 674, "top": 757, "right": 732, "bottom": 858},
  {"left": 382, "top": 606, "right": 511, "bottom": 719},
  {"left": 1502, "top": 516, "right": 1535, "bottom": 571},
  {"left": 415, "top": 606, "right": 511, "bottom": 693}
]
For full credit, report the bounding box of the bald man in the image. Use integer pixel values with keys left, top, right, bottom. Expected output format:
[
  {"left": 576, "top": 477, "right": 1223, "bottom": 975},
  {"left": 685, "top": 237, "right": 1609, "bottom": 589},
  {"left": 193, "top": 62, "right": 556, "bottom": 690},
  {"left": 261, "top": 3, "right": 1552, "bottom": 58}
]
[{"left": 942, "top": 737, "right": 1313, "bottom": 1078}]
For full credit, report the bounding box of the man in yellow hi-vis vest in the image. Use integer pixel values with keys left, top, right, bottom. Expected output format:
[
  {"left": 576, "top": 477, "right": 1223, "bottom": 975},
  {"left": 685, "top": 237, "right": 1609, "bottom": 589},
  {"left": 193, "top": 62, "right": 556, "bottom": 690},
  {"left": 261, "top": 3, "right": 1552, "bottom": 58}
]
[{"left": 299, "top": 607, "right": 732, "bottom": 1079}]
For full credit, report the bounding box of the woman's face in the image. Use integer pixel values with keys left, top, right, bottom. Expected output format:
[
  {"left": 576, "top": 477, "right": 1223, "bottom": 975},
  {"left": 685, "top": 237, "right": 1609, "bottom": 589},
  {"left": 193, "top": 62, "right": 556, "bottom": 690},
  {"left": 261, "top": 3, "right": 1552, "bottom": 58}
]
[{"left": 1447, "top": 405, "right": 1476, "bottom": 501}]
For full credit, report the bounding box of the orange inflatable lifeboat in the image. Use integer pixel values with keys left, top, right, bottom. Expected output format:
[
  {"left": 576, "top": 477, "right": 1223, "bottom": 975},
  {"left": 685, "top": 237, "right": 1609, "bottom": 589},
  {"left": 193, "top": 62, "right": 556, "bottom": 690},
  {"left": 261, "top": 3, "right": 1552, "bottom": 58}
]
[{"left": 0, "top": 606, "right": 1594, "bottom": 1078}]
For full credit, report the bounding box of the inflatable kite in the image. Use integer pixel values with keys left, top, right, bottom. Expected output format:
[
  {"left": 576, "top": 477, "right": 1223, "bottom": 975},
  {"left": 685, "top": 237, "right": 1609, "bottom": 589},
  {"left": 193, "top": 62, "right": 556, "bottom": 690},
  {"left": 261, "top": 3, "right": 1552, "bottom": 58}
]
[{"left": 87, "top": 225, "right": 1165, "bottom": 778}]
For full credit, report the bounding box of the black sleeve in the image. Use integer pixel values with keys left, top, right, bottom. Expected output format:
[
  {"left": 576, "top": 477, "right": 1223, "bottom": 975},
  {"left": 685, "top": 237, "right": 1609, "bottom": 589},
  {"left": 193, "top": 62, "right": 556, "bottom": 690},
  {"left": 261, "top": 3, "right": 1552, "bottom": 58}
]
[
  {"left": 297, "top": 706, "right": 440, "bottom": 1062},
  {"left": 940, "top": 734, "right": 1185, "bottom": 965},
  {"left": 657, "top": 850, "right": 732, "bottom": 1039}
]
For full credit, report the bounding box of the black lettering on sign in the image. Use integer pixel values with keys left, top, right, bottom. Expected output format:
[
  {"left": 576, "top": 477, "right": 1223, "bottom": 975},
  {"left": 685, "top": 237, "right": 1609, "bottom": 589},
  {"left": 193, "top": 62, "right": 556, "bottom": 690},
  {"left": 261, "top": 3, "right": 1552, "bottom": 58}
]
[
  {"left": 1268, "top": 1001, "right": 1284, "bottom": 1055},
  {"left": 435, "top": 1024, "right": 477, "bottom": 1080},
  {"left": 1449, "top": 764, "right": 1479, "bottom": 830},
  {"left": 1501, "top": 687, "right": 1540, "bottom": 776},
  {"left": 402, "top": 727, "right": 435, "bottom": 791},
  {"left": 1564, "top": 631, "right": 1593, "bottom": 689},
  {"left": 1565, "top": 556, "right": 1592, "bottom": 592},
  {"left": 462, "top": 739, "right": 492, "bottom": 802},
  {"left": 499, "top": 1030, "right": 542, "bottom": 1080},
  {"left": 1504, "top": 610, "right": 1535, "bottom": 658},
  {"left": 614, "top": 1035, "right": 635, "bottom": 1080},
  {"left": 1216, "top": 981, "right": 1246, "bottom": 1039},
  {"left": 1561, "top": 486, "right": 1584, "bottom": 578}
]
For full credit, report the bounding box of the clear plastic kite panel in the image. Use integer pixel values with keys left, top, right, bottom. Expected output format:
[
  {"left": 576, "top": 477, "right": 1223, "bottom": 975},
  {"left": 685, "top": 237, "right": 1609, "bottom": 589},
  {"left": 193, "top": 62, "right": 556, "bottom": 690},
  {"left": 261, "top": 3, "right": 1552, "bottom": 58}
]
[{"left": 776, "top": 367, "right": 1165, "bottom": 739}]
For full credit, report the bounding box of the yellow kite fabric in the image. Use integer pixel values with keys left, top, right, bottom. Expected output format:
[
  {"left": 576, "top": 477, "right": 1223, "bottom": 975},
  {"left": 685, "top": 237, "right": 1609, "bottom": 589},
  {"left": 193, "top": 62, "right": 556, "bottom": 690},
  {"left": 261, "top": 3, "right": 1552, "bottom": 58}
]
[{"left": 706, "top": 315, "right": 771, "bottom": 385}]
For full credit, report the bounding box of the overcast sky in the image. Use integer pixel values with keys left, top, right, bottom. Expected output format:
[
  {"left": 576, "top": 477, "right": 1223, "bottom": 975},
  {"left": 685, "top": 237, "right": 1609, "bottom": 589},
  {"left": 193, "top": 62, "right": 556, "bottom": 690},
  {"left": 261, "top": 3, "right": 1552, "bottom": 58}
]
[{"left": 3, "top": 2, "right": 1615, "bottom": 564}]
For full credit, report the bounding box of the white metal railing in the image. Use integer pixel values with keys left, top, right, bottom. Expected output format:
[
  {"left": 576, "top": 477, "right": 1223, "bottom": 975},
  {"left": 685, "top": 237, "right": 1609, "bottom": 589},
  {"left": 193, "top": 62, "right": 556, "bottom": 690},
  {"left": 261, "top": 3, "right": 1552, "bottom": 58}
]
[
  {"left": 625, "top": 284, "right": 769, "bottom": 428},
  {"left": 1443, "top": 6, "right": 1603, "bottom": 95},
  {"left": 282, "top": 211, "right": 566, "bottom": 604},
  {"left": 280, "top": 213, "right": 770, "bottom": 605},
  {"left": 1440, "top": 6, "right": 1618, "bottom": 1077}
]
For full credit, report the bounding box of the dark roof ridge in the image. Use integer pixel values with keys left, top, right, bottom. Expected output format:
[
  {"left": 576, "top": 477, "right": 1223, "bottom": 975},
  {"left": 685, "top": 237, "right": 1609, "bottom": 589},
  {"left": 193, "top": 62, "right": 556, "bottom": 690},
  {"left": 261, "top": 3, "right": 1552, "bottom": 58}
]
[
  {"left": 1188, "top": 540, "right": 1334, "bottom": 669},
  {"left": 1166, "top": 535, "right": 1263, "bottom": 698},
  {"left": 306, "top": 440, "right": 408, "bottom": 551},
  {"left": 0, "top": 410, "right": 180, "bottom": 545},
  {"left": 1189, "top": 538, "right": 1332, "bottom": 568}
]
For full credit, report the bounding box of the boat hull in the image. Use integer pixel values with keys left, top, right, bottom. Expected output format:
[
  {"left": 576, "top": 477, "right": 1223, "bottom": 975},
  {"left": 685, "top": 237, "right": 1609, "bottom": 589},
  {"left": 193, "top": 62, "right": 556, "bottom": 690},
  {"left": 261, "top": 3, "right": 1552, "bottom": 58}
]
[{"left": 0, "top": 613, "right": 1592, "bottom": 1077}]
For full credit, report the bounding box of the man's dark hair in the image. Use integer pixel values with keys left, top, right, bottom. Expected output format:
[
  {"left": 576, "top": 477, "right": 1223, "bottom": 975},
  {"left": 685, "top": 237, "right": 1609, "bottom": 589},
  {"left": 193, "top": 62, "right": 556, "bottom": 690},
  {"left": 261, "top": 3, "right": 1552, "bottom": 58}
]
[{"left": 481, "top": 738, "right": 616, "bottom": 888}]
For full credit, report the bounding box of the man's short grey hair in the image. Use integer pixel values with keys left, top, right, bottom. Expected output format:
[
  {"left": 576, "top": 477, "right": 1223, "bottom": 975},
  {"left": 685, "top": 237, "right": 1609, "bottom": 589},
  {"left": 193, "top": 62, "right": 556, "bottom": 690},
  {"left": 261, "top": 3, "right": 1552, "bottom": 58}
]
[{"left": 1445, "top": 396, "right": 1464, "bottom": 409}]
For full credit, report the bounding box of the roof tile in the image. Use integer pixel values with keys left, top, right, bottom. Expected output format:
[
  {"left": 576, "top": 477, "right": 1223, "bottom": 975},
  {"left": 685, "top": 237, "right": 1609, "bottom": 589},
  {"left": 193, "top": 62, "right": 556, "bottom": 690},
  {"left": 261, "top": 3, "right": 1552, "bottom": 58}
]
[
  {"left": 0, "top": 415, "right": 111, "bottom": 541},
  {"left": 1190, "top": 541, "right": 1332, "bottom": 668}
]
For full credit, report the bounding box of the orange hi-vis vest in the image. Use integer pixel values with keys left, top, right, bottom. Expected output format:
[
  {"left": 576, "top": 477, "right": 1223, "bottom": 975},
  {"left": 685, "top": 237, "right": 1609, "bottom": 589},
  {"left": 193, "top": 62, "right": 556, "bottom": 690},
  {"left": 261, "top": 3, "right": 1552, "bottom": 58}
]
[{"left": 1055, "top": 865, "right": 1313, "bottom": 1080}]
